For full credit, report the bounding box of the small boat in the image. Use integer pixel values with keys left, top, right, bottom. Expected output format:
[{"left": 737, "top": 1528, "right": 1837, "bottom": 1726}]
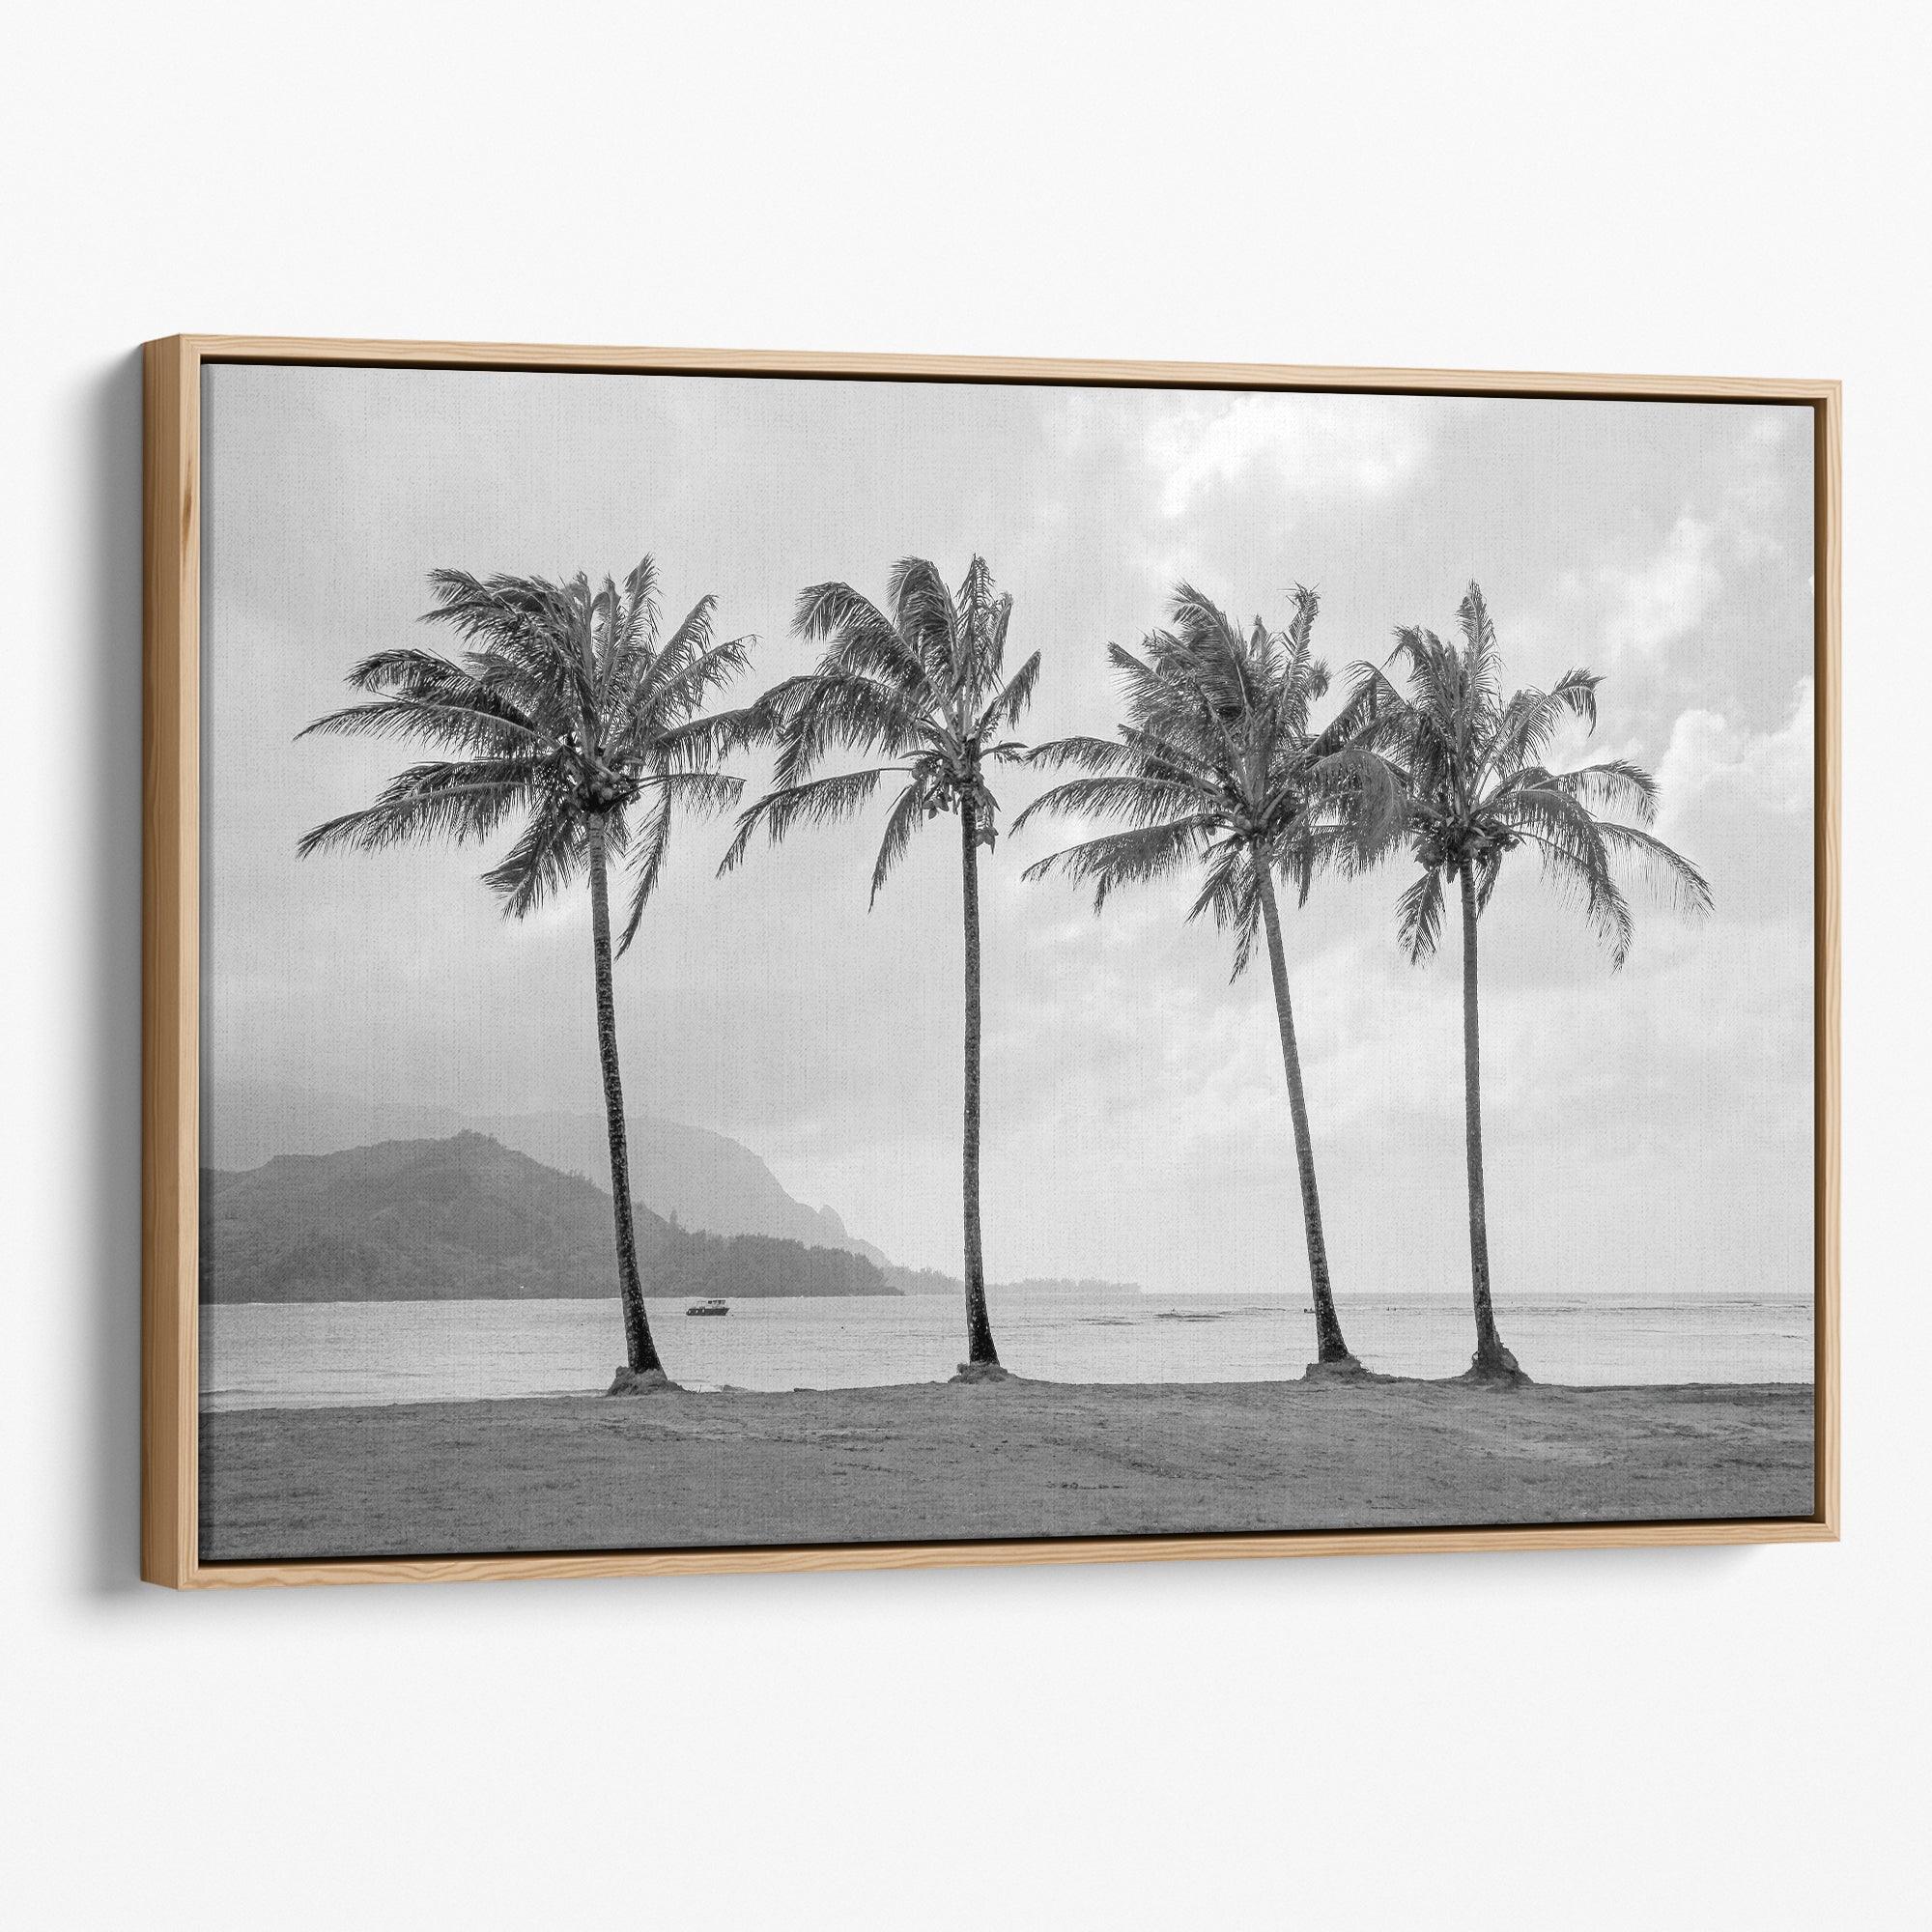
[{"left": 686, "top": 1296, "right": 730, "bottom": 1318}]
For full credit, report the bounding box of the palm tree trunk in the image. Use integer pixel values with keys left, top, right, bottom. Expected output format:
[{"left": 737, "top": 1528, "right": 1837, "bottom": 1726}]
[
  {"left": 958, "top": 795, "right": 1000, "bottom": 1368},
  {"left": 1255, "top": 862, "right": 1356, "bottom": 1367},
  {"left": 1458, "top": 865, "right": 1520, "bottom": 1381},
  {"left": 587, "top": 815, "right": 663, "bottom": 1378}
]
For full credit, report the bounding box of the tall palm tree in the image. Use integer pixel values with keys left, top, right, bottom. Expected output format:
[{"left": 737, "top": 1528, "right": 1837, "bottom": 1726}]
[
  {"left": 1351, "top": 582, "right": 1713, "bottom": 1384},
  {"left": 298, "top": 561, "right": 753, "bottom": 1390},
  {"left": 1018, "top": 584, "right": 1394, "bottom": 1374},
  {"left": 721, "top": 556, "right": 1039, "bottom": 1375}
]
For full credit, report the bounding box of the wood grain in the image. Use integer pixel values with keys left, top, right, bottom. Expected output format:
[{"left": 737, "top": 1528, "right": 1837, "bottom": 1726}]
[
  {"left": 141, "top": 337, "right": 200, "bottom": 1588},
  {"left": 1813, "top": 384, "right": 1842, "bottom": 1541},
  {"left": 171, "top": 333, "right": 1838, "bottom": 403},
  {"left": 141, "top": 336, "right": 1843, "bottom": 1588},
  {"left": 186, "top": 1517, "right": 1838, "bottom": 1591}
]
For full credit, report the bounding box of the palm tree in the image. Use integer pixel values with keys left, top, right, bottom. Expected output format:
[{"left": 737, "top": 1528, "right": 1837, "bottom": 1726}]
[
  {"left": 298, "top": 561, "right": 753, "bottom": 1391},
  {"left": 1017, "top": 584, "right": 1395, "bottom": 1375},
  {"left": 721, "top": 556, "right": 1039, "bottom": 1375},
  {"left": 1351, "top": 582, "right": 1713, "bottom": 1384}
]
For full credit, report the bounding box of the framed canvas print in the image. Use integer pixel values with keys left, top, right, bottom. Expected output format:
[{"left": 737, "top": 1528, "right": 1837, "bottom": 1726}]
[{"left": 142, "top": 337, "right": 1839, "bottom": 1587}]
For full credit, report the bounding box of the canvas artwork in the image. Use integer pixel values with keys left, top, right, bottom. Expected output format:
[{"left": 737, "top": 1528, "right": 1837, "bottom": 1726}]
[{"left": 185, "top": 358, "right": 1823, "bottom": 1567}]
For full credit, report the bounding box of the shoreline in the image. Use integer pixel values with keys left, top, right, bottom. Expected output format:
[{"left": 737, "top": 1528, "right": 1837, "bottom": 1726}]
[
  {"left": 200, "top": 1376, "right": 1816, "bottom": 1562},
  {"left": 204, "top": 1368, "right": 1816, "bottom": 1430},
  {"left": 198, "top": 1293, "right": 1819, "bottom": 1411},
  {"left": 199, "top": 1367, "right": 1820, "bottom": 1413}
]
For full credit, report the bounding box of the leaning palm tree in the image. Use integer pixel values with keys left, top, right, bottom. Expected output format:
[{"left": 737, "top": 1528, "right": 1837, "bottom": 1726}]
[
  {"left": 298, "top": 561, "right": 753, "bottom": 1391},
  {"left": 1018, "top": 584, "right": 1395, "bottom": 1375},
  {"left": 721, "top": 556, "right": 1038, "bottom": 1376},
  {"left": 1351, "top": 582, "right": 1713, "bottom": 1384}
]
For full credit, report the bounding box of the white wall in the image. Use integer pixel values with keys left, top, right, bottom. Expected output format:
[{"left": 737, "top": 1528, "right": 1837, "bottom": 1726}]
[{"left": 3, "top": 4, "right": 1923, "bottom": 1925}]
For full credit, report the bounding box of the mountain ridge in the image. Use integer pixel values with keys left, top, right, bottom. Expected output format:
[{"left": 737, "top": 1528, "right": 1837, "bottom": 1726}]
[
  {"left": 207, "top": 1082, "right": 888, "bottom": 1264},
  {"left": 200, "top": 1132, "right": 897, "bottom": 1304},
  {"left": 206, "top": 1082, "right": 1147, "bottom": 1297}
]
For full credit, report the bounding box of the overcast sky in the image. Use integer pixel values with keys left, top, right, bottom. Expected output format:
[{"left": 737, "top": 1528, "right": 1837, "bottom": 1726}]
[{"left": 201, "top": 365, "right": 1815, "bottom": 1301}]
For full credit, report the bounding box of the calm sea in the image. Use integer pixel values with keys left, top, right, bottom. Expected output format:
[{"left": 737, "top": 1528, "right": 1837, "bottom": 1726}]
[{"left": 200, "top": 1292, "right": 1815, "bottom": 1411}]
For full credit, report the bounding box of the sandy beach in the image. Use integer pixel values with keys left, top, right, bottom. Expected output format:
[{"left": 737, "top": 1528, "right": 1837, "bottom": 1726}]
[{"left": 199, "top": 1377, "right": 1815, "bottom": 1561}]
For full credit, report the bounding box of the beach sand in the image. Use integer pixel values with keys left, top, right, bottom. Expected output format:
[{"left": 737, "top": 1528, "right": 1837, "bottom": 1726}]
[{"left": 198, "top": 1376, "right": 1815, "bottom": 1562}]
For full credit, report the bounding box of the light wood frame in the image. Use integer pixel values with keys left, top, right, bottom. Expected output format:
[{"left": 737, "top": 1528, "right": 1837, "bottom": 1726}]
[{"left": 142, "top": 335, "right": 1842, "bottom": 1588}]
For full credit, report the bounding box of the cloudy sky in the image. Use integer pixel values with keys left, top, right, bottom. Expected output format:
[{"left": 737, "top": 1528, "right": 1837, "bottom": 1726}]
[{"left": 201, "top": 364, "right": 1816, "bottom": 1301}]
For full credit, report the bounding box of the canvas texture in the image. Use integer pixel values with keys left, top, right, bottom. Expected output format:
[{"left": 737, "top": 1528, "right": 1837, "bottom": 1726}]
[{"left": 193, "top": 366, "right": 1817, "bottom": 1560}]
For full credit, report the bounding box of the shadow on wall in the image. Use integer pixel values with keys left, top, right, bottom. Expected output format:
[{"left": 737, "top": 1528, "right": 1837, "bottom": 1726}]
[{"left": 77, "top": 349, "right": 145, "bottom": 1595}]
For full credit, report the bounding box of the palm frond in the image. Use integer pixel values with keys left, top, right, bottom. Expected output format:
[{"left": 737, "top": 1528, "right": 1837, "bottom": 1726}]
[
  {"left": 484, "top": 798, "right": 584, "bottom": 919},
  {"left": 628, "top": 629, "right": 756, "bottom": 740},
  {"left": 296, "top": 693, "right": 552, "bottom": 759},
  {"left": 1545, "top": 757, "right": 1660, "bottom": 826},
  {"left": 621, "top": 554, "right": 661, "bottom": 632},
  {"left": 887, "top": 556, "right": 960, "bottom": 687},
  {"left": 869, "top": 781, "right": 928, "bottom": 905},
  {"left": 615, "top": 791, "right": 672, "bottom": 956},
  {"left": 1022, "top": 734, "right": 1140, "bottom": 779},
  {"left": 1117, "top": 722, "right": 1222, "bottom": 787},
  {"left": 1022, "top": 815, "right": 1215, "bottom": 914},
  {"left": 1279, "top": 824, "right": 1362, "bottom": 909},
  {"left": 1185, "top": 839, "right": 1266, "bottom": 978},
  {"left": 978, "top": 650, "right": 1042, "bottom": 735},
  {"left": 1395, "top": 867, "right": 1447, "bottom": 963},
  {"left": 1303, "top": 744, "right": 1409, "bottom": 865},
  {"left": 423, "top": 570, "right": 599, "bottom": 723},
  {"left": 642, "top": 701, "right": 768, "bottom": 775},
  {"left": 1340, "top": 659, "right": 1414, "bottom": 739},
  {"left": 643, "top": 770, "right": 744, "bottom": 815},
  {"left": 297, "top": 761, "right": 536, "bottom": 858},
  {"left": 1524, "top": 834, "right": 1634, "bottom": 964},
  {"left": 1595, "top": 822, "right": 1715, "bottom": 920},
  {"left": 770, "top": 669, "right": 934, "bottom": 786},
  {"left": 793, "top": 582, "right": 939, "bottom": 706},
  {"left": 718, "top": 766, "right": 895, "bottom": 876},
  {"left": 1456, "top": 582, "right": 1503, "bottom": 722},
  {"left": 954, "top": 554, "right": 1009, "bottom": 685},
  {"left": 1014, "top": 771, "right": 1208, "bottom": 837}
]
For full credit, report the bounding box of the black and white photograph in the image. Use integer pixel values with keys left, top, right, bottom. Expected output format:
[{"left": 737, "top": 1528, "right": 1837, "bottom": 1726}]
[
  {"left": 193, "top": 364, "right": 1820, "bottom": 1561},
  {"left": 24, "top": 1, "right": 1932, "bottom": 1925}
]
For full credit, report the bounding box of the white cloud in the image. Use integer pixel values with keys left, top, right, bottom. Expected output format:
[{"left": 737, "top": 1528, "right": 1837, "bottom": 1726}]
[
  {"left": 1600, "top": 511, "right": 1723, "bottom": 657},
  {"left": 1656, "top": 678, "right": 1814, "bottom": 831},
  {"left": 1579, "top": 415, "right": 1806, "bottom": 668},
  {"left": 1146, "top": 393, "right": 1429, "bottom": 520}
]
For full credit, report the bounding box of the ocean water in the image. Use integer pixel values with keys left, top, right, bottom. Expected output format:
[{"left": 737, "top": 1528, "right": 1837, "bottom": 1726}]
[{"left": 200, "top": 1292, "right": 1815, "bottom": 1411}]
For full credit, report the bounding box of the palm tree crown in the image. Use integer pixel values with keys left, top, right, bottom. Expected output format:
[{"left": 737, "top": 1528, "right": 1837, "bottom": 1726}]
[
  {"left": 1350, "top": 582, "right": 1712, "bottom": 965},
  {"left": 299, "top": 561, "right": 753, "bottom": 946},
  {"left": 1016, "top": 583, "right": 1392, "bottom": 964},
  {"left": 721, "top": 554, "right": 1040, "bottom": 890}
]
